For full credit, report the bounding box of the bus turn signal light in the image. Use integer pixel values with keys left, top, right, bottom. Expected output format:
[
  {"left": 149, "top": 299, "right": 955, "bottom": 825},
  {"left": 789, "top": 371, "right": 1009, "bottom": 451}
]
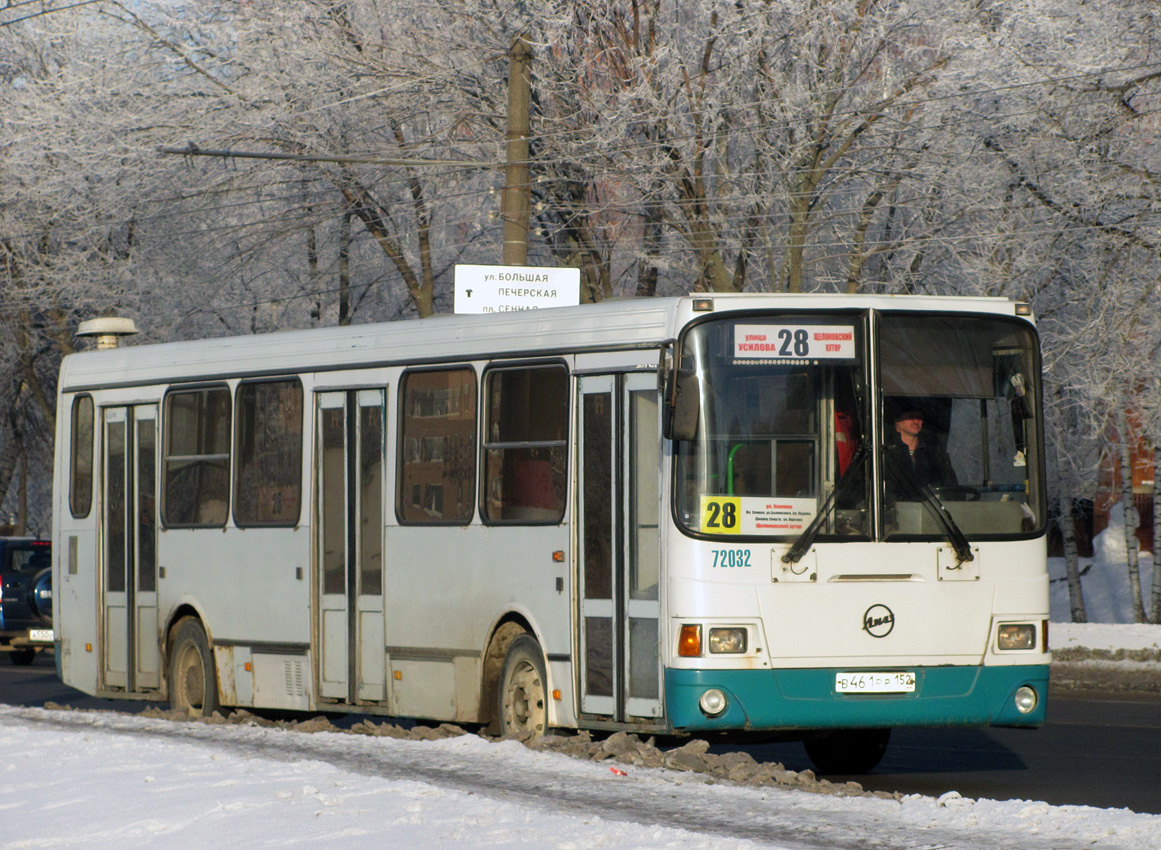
[{"left": 678, "top": 624, "right": 702, "bottom": 657}]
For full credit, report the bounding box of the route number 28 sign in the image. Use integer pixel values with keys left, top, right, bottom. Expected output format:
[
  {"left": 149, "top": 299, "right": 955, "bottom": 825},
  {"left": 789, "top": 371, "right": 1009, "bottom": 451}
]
[{"left": 733, "top": 324, "right": 856, "bottom": 360}]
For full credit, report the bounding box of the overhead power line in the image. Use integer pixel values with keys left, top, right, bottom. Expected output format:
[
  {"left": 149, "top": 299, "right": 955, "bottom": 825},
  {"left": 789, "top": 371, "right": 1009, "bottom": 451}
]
[
  {"left": 156, "top": 144, "right": 497, "bottom": 170},
  {"left": 0, "top": 0, "right": 105, "bottom": 27}
]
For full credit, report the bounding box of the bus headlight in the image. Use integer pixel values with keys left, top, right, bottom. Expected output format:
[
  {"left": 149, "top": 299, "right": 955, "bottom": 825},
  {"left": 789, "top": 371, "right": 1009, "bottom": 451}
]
[
  {"left": 708, "top": 627, "right": 748, "bottom": 654},
  {"left": 1014, "top": 685, "right": 1038, "bottom": 714},
  {"left": 699, "top": 688, "right": 728, "bottom": 717},
  {"left": 997, "top": 624, "right": 1036, "bottom": 651}
]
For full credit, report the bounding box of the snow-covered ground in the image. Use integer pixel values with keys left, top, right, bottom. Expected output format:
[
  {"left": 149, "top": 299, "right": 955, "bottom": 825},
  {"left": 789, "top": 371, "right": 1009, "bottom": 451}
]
[
  {"left": 4, "top": 520, "right": 1159, "bottom": 850},
  {"left": 3, "top": 699, "right": 1160, "bottom": 850}
]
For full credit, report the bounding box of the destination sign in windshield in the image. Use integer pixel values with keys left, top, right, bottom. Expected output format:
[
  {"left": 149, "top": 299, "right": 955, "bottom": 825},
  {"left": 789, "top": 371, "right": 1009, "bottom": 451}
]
[{"left": 734, "top": 324, "right": 856, "bottom": 360}]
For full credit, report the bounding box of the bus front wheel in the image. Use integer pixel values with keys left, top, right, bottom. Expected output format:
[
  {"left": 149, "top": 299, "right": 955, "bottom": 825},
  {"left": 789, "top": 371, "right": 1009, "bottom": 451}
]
[
  {"left": 168, "top": 618, "right": 222, "bottom": 717},
  {"left": 804, "top": 728, "right": 891, "bottom": 775},
  {"left": 498, "top": 635, "right": 548, "bottom": 737}
]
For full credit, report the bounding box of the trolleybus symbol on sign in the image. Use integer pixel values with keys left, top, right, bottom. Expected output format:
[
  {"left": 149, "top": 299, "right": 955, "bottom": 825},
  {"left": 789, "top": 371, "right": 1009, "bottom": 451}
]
[{"left": 863, "top": 604, "right": 895, "bottom": 638}]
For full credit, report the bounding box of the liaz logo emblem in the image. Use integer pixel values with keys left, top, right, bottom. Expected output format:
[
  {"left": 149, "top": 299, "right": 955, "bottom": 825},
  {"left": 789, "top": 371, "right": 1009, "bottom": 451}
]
[{"left": 863, "top": 604, "right": 895, "bottom": 638}]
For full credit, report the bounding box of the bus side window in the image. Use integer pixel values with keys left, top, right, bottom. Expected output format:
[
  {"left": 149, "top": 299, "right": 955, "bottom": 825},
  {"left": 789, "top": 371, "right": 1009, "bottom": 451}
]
[
  {"left": 397, "top": 367, "right": 476, "bottom": 524},
  {"left": 482, "top": 364, "right": 567, "bottom": 524},
  {"left": 70, "top": 394, "right": 95, "bottom": 518},
  {"left": 162, "top": 386, "right": 232, "bottom": 527},
  {"left": 233, "top": 380, "right": 303, "bottom": 527}
]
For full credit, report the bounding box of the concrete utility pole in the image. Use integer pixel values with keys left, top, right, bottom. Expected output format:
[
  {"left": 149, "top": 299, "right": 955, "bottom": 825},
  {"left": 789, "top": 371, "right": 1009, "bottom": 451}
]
[{"left": 501, "top": 33, "right": 532, "bottom": 266}]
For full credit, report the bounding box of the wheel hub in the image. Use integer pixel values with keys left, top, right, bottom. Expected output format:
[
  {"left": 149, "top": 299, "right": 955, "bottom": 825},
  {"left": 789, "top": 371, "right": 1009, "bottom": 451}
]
[{"left": 505, "top": 660, "right": 544, "bottom": 731}]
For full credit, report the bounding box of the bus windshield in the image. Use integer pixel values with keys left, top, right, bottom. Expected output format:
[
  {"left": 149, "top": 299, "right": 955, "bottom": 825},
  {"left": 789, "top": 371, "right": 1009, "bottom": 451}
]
[
  {"left": 673, "top": 311, "right": 1044, "bottom": 542},
  {"left": 674, "top": 313, "right": 870, "bottom": 539},
  {"left": 879, "top": 313, "right": 1043, "bottom": 540}
]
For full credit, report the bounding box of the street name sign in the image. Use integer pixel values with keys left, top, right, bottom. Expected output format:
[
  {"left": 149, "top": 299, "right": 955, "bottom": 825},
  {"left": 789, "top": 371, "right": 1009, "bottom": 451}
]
[{"left": 454, "top": 264, "right": 581, "bottom": 314}]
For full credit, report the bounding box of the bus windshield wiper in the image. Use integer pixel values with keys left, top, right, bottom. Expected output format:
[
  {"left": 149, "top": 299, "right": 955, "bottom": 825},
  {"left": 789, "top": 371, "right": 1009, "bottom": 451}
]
[
  {"left": 916, "top": 484, "right": 974, "bottom": 564},
  {"left": 783, "top": 446, "right": 867, "bottom": 565},
  {"left": 881, "top": 451, "right": 975, "bottom": 564}
]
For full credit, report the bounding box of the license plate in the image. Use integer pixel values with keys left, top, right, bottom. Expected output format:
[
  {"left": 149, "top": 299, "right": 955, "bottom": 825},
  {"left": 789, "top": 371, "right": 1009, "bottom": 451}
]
[
  {"left": 836, "top": 671, "right": 915, "bottom": 694},
  {"left": 27, "top": 629, "right": 53, "bottom": 643}
]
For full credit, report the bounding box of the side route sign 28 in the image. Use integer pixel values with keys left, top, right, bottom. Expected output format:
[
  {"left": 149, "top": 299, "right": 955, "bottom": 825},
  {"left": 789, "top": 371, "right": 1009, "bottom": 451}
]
[{"left": 454, "top": 264, "right": 581, "bottom": 314}]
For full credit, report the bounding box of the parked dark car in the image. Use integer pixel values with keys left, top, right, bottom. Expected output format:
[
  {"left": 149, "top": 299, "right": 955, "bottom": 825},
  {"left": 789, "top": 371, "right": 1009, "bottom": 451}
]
[{"left": 0, "top": 538, "right": 52, "bottom": 665}]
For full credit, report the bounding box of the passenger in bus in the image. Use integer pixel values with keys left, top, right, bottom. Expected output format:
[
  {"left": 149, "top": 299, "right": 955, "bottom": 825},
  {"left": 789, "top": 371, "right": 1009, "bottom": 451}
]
[{"left": 883, "top": 409, "right": 957, "bottom": 500}]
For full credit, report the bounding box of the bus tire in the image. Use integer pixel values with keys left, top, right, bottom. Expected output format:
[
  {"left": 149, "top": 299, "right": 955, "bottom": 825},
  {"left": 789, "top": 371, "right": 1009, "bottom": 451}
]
[
  {"left": 9, "top": 648, "right": 36, "bottom": 666},
  {"left": 804, "top": 728, "right": 891, "bottom": 774},
  {"left": 168, "top": 618, "right": 222, "bottom": 717},
  {"left": 497, "top": 634, "right": 548, "bottom": 737}
]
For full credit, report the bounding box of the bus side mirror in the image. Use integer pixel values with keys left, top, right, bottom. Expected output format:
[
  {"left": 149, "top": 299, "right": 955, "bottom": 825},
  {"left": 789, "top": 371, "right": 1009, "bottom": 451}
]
[{"left": 665, "top": 370, "right": 699, "bottom": 441}]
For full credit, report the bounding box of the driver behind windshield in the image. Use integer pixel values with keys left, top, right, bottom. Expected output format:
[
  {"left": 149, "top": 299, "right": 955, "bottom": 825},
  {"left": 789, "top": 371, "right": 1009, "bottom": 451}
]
[{"left": 883, "top": 409, "right": 957, "bottom": 500}]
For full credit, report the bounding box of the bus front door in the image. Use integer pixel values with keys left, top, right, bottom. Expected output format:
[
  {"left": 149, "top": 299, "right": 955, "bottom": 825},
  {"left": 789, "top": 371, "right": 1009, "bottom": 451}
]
[
  {"left": 315, "top": 390, "right": 387, "bottom": 704},
  {"left": 577, "top": 373, "right": 663, "bottom": 722},
  {"left": 100, "top": 404, "right": 160, "bottom": 693}
]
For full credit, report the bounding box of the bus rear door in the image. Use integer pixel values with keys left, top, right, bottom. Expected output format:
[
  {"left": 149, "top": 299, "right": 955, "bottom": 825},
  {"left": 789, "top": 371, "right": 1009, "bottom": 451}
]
[{"left": 100, "top": 404, "right": 160, "bottom": 693}]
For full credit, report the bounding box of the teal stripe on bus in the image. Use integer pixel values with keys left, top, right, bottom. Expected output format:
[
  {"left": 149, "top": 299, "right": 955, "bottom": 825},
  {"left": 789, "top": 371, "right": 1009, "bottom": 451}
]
[{"left": 664, "top": 665, "right": 1049, "bottom": 731}]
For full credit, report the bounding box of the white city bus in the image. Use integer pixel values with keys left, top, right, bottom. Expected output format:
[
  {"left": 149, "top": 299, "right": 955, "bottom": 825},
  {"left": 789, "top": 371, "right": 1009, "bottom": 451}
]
[{"left": 51, "top": 294, "right": 1049, "bottom": 773}]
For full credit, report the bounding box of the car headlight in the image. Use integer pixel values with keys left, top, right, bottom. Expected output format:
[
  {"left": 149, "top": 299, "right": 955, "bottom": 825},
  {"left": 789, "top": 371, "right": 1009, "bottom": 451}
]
[
  {"left": 708, "top": 627, "right": 748, "bottom": 654},
  {"left": 997, "top": 623, "right": 1036, "bottom": 651}
]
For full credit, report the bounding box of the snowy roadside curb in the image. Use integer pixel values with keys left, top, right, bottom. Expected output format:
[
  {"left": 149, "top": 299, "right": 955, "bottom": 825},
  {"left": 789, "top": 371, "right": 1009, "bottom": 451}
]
[
  {"left": 1051, "top": 622, "right": 1161, "bottom": 655},
  {"left": 1050, "top": 622, "right": 1161, "bottom": 693}
]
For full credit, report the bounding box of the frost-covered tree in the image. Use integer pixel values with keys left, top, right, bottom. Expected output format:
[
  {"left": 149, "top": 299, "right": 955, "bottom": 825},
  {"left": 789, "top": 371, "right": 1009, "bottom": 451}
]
[
  {"left": 101, "top": 0, "right": 496, "bottom": 324},
  {"left": 518, "top": 1, "right": 982, "bottom": 295},
  {"left": 0, "top": 14, "right": 131, "bottom": 532},
  {"left": 947, "top": 0, "right": 1161, "bottom": 621},
  {"left": 5, "top": 0, "right": 1161, "bottom": 564}
]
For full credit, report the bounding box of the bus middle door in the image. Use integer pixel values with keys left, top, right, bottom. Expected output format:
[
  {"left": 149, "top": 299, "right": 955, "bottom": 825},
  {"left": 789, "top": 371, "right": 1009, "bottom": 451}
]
[
  {"left": 315, "top": 389, "right": 387, "bottom": 705},
  {"left": 577, "top": 373, "right": 663, "bottom": 723}
]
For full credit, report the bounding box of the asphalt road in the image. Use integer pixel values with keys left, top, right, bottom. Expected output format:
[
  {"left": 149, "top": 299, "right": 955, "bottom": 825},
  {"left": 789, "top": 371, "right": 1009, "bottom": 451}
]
[
  {"left": 713, "top": 690, "right": 1161, "bottom": 813},
  {"left": 3, "top": 650, "right": 1159, "bottom": 814}
]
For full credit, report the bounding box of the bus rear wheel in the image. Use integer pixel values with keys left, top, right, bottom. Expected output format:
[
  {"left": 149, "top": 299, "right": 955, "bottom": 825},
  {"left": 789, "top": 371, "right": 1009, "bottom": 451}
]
[
  {"left": 804, "top": 728, "right": 891, "bottom": 775},
  {"left": 9, "top": 648, "right": 35, "bottom": 666},
  {"left": 168, "top": 618, "right": 222, "bottom": 717},
  {"left": 498, "top": 635, "right": 548, "bottom": 737}
]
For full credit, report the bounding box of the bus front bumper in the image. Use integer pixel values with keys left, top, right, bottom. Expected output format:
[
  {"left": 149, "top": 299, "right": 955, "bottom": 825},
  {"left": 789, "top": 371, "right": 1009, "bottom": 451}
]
[{"left": 665, "top": 664, "right": 1049, "bottom": 732}]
